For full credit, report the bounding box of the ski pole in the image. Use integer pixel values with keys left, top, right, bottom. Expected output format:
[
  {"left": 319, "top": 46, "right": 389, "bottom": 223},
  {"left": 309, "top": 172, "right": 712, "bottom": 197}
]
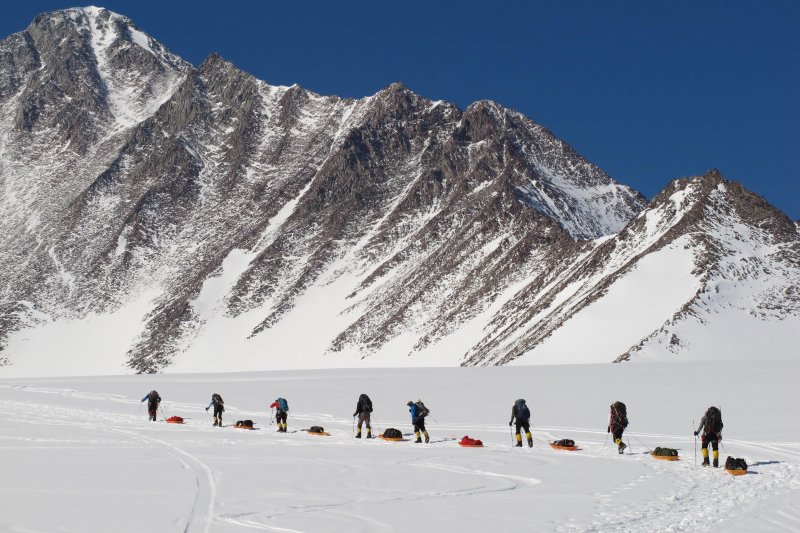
[
  {"left": 509, "top": 424, "right": 514, "bottom": 445},
  {"left": 693, "top": 420, "right": 697, "bottom": 467},
  {"left": 352, "top": 416, "right": 356, "bottom": 435}
]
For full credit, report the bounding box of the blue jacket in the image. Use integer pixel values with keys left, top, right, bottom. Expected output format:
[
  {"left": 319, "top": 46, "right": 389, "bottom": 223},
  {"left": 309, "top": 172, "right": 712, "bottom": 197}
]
[
  {"left": 409, "top": 403, "right": 428, "bottom": 422},
  {"left": 142, "top": 392, "right": 161, "bottom": 404}
]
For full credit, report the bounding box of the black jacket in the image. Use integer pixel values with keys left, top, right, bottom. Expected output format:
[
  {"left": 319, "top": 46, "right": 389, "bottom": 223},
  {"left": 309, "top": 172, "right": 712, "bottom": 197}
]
[
  {"left": 697, "top": 415, "right": 723, "bottom": 436},
  {"left": 353, "top": 396, "right": 371, "bottom": 416}
]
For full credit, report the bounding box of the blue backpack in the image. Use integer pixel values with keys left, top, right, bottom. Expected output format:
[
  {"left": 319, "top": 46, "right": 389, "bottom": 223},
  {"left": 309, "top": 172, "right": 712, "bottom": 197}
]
[{"left": 277, "top": 397, "right": 289, "bottom": 412}]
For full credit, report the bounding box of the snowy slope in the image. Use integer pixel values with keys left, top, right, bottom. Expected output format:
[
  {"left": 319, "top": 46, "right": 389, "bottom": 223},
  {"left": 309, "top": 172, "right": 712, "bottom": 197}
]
[
  {"left": 1, "top": 362, "right": 799, "bottom": 532},
  {"left": 473, "top": 172, "right": 800, "bottom": 366}
]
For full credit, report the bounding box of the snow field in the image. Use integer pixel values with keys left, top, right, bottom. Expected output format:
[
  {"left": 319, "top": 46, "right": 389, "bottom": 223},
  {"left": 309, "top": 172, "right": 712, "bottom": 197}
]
[{"left": 1, "top": 361, "right": 799, "bottom": 532}]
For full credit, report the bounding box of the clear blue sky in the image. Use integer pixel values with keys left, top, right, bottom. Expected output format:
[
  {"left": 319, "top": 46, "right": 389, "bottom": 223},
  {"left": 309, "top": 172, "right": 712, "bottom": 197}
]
[{"left": 4, "top": 1, "right": 798, "bottom": 219}]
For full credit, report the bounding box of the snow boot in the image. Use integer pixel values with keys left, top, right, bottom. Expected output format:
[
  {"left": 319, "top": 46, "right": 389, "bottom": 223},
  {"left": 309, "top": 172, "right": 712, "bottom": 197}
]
[
  {"left": 415, "top": 431, "right": 422, "bottom": 443},
  {"left": 515, "top": 433, "right": 523, "bottom": 447},
  {"left": 424, "top": 432, "right": 430, "bottom": 444},
  {"left": 515, "top": 441, "right": 523, "bottom": 447},
  {"left": 713, "top": 450, "right": 719, "bottom": 468},
  {"left": 366, "top": 429, "right": 372, "bottom": 439},
  {"left": 526, "top": 432, "right": 533, "bottom": 447},
  {"left": 355, "top": 430, "right": 361, "bottom": 438},
  {"left": 618, "top": 441, "right": 627, "bottom": 455},
  {"left": 702, "top": 457, "right": 710, "bottom": 467}
]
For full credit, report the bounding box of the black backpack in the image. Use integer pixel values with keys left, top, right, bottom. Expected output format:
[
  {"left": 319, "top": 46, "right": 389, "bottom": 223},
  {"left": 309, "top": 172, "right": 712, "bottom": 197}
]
[
  {"left": 212, "top": 393, "right": 223, "bottom": 405},
  {"left": 360, "top": 394, "right": 373, "bottom": 413},
  {"left": 235, "top": 420, "right": 253, "bottom": 428},
  {"left": 414, "top": 401, "right": 430, "bottom": 417},
  {"left": 611, "top": 401, "right": 628, "bottom": 428},
  {"left": 554, "top": 439, "right": 575, "bottom": 447},
  {"left": 383, "top": 428, "right": 402, "bottom": 439},
  {"left": 725, "top": 456, "right": 747, "bottom": 471},
  {"left": 705, "top": 406, "right": 723, "bottom": 433},
  {"left": 148, "top": 390, "right": 160, "bottom": 403},
  {"left": 514, "top": 399, "right": 531, "bottom": 421},
  {"left": 653, "top": 447, "right": 679, "bottom": 457}
]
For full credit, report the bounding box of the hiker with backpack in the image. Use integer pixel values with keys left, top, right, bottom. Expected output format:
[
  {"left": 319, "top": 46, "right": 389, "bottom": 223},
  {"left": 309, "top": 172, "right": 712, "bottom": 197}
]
[
  {"left": 205, "top": 393, "right": 224, "bottom": 427},
  {"left": 407, "top": 400, "right": 430, "bottom": 443},
  {"left": 608, "top": 401, "right": 628, "bottom": 454},
  {"left": 270, "top": 397, "right": 289, "bottom": 432},
  {"left": 509, "top": 399, "right": 533, "bottom": 447},
  {"left": 694, "top": 406, "right": 723, "bottom": 467},
  {"left": 353, "top": 393, "right": 373, "bottom": 438},
  {"left": 141, "top": 390, "right": 161, "bottom": 422}
]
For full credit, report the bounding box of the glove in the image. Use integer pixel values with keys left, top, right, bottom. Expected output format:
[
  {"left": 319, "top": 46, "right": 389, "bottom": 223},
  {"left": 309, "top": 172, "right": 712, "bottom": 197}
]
[
  {"left": 607, "top": 426, "right": 610, "bottom": 433},
  {"left": 353, "top": 413, "right": 357, "bottom": 417},
  {"left": 509, "top": 421, "right": 513, "bottom": 426},
  {"left": 693, "top": 431, "right": 698, "bottom": 436},
  {"left": 205, "top": 407, "right": 209, "bottom": 412}
]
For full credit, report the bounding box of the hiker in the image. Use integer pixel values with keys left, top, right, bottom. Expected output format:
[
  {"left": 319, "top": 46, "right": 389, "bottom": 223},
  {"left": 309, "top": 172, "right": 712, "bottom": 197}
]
[
  {"left": 205, "top": 393, "right": 224, "bottom": 427},
  {"left": 695, "top": 406, "right": 723, "bottom": 467},
  {"left": 270, "top": 397, "right": 289, "bottom": 432},
  {"left": 509, "top": 399, "right": 533, "bottom": 447},
  {"left": 353, "top": 393, "right": 373, "bottom": 438},
  {"left": 407, "top": 400, "right": 430, "bottom": 443},
  {"left": 608, "top": 401, "right": 628, "bottom": 454},
  {"left": 141, "top": 390, "right": 161, "bottom": 422}
]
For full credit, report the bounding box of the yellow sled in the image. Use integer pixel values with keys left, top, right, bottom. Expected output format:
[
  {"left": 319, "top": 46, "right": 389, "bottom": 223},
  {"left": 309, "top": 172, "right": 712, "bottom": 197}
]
[
  {"left": 725, "top": 468, "right": 747, "bottom": 476},
  {"left": 650, "top": 452, "right": 680, "bottom": 461}
]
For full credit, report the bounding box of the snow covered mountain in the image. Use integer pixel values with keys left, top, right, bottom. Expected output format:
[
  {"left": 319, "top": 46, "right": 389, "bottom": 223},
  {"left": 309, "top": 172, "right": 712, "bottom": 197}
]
[{"left": 1, "top": 7, "right": 797, "bottom": 376}]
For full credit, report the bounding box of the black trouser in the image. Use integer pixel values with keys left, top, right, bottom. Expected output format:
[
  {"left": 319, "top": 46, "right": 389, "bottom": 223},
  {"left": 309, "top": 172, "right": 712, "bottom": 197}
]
[
  {"left": 413, "top": 417, "right": 426, "bottom": 433},
  {"left": 276, "top": 411, "right": 287, "bottom": 427},
  {"left": 213, "top": 405, "right": 223, "bottom": 424},
  {"left": 515, "top": 420, "right": 531, "bottom": 436},
  {"left": 357, "top": 412, "right": 371, "bottom": 430},
  {"left": 701, "top": 434, "right": 719, "bottom": 452},
  {"left": 612, "top": 426, "right": 624, "bottom": 442},
  {"left": 148, "top": 403, "right": 158, "bottom": 421}
]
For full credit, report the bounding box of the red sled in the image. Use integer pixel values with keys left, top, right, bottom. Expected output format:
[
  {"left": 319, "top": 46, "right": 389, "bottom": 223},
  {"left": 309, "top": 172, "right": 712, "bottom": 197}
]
[
  {"left": 165, "top": 416, "right": 185, "bottom": 424},
  {"left": 459, "top": 436, "right": 484, "bottom": 448}
]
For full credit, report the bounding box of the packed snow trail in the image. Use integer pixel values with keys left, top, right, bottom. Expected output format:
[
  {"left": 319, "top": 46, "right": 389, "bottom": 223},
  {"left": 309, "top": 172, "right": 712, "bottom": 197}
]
[{"left": 1, "top": 361, "right": 799, "bottom": 532}]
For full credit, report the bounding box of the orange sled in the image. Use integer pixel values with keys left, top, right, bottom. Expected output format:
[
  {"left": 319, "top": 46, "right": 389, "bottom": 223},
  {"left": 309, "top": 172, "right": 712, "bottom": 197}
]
[
  {"left": 379, "top": 434, "right": 407, "bottom": 442},
  {"left": 165, "top": 416, "right": 185, "bottom": 424},
  {"left": 725, "top": 468, "right": 747, "bottom": 476},
  {"left": 307, "top": 430, "right": 331, "bottom": 436},
  {"left": 549, "top": 442, "right": 579, "bottom": 451},
  {"left": 650, "top": 452, "right": 679, "bottom": 461}
]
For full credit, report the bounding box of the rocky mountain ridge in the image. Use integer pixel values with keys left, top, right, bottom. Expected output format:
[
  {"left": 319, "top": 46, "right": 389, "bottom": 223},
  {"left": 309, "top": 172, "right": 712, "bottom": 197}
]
[{"left": 0, "top": 7, "right": 797, "bottom": 375}]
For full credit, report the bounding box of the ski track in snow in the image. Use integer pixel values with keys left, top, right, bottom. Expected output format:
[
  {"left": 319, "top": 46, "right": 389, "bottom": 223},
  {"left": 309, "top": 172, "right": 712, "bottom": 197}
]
[{"left": 1, "top": 364, "right": 799, "bottom": 532}]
